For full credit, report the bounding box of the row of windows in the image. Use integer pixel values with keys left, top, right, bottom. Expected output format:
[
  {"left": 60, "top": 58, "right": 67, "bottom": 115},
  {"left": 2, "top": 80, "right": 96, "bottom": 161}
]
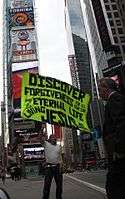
[
  {"left": 105, "top": 4, "right": 117, "bottom": 11},
  {"left": 113, "top": 36, "right": 125, "bottom": 43},
  {"left": 107, "top": 11, "right": 119, "bottom": 18},
  {"left": 115, "top": 45, "right": 125, "bottom": 54},
  {"left": 104, "top": 0, "right": 116, "bottom": 3},
  {"left": 109, "top": 20, "right": 124, "bottom": 34}
]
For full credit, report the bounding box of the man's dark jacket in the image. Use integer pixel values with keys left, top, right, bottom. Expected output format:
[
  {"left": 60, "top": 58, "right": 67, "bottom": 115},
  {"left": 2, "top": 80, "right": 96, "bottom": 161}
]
[{"left": 103, "top": 91, "right": 125, "bottom": 156}]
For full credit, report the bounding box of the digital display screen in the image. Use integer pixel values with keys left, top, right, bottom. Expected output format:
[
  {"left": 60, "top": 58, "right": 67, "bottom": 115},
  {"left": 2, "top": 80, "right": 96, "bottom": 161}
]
[{"left": 23, "top": 147, "right": 44, "bottom": 160}]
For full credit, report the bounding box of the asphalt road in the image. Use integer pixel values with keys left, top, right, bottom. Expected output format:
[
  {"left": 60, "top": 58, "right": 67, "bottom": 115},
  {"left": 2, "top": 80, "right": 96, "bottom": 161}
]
[{"left": 0, "top": 170, "right": 107, "bottom": 199}]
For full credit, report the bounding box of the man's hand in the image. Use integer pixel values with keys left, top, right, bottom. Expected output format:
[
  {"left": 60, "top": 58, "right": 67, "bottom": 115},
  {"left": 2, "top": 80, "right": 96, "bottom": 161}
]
[{"left": 39, "top": 132, "right": 48, "bottom": 144}]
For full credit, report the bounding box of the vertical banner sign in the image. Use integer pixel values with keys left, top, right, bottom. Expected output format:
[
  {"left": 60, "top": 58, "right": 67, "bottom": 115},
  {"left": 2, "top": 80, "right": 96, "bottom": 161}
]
[
  {"left": 11, "top": 28, "right": 37, "bottom": 62},
  {"left": 21, "top": 72, "right": 91, "bottom": 132}
]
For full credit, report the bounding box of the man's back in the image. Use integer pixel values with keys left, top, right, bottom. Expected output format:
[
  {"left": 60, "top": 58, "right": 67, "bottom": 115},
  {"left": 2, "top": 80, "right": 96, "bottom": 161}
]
[{"left": 103, "top": 91, "right": 125, "bottom": 155}]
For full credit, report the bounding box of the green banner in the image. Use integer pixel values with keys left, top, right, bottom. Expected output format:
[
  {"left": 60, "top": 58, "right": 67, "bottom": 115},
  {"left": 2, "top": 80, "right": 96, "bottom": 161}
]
[{"left": 21, "top": 72, "right": 91, "bottom": 132}]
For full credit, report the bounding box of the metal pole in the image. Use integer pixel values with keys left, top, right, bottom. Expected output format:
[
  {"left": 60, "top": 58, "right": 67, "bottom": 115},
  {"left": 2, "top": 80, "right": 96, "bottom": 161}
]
[{"left": 3, "top": 0, "right": 10, "bottom": 147}]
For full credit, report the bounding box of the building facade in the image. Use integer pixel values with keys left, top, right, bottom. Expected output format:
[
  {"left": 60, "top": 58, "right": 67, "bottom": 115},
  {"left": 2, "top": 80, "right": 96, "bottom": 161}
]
[
  {"left": 2, "top": 0, "right": 46, "bottom": 176},
  {"left": 81, "top": 0, "right": 125, "bottom": 87},
  {"left": 65, "top": 0, "right": 105, "bottom": 165}
]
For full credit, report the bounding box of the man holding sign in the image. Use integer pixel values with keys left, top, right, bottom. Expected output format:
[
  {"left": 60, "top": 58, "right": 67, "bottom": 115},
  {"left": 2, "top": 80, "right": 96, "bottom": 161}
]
[{"left": 40, "top": 133, "right": 63, "bottom": 199}]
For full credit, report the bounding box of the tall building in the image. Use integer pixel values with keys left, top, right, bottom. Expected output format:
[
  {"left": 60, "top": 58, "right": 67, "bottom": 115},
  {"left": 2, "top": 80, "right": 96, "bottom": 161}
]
[
  {"left": 65, "top": 0, "right": 91, "bottom": 92},
  {"left": 117, "top": 0, "right": 125, "bottom": 31},
  {"left": 65, "top": 0, "right": 104, "bottom": 164},
  {"left": 65, "top": 0, "right": 103, "bottom": 128},
  {"left": 80, "top": 0, "right": 125, "bottom": 87},
  {"left": 2, "top": 0, "right": 46, "bottom": 176}
]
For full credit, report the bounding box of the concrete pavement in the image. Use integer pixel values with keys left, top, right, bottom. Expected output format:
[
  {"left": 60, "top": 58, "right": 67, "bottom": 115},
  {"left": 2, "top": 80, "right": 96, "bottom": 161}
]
[{"left": 0, "top": 171, "right": 107, "bottom": 199}]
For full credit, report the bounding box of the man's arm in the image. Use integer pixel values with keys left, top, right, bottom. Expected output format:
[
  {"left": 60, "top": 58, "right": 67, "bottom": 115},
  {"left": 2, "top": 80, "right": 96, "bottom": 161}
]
[{"left": 39, "top": 132, "right": 48, "bottom": 145}]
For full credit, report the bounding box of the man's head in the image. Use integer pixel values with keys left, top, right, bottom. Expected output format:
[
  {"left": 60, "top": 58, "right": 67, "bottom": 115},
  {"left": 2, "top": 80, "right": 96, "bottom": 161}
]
[
  {"left": 98, "top": 77, "right": 118, "bottom": 100},
  {"left": 49, "top": 134, "right": 57, "bottom": 145}
]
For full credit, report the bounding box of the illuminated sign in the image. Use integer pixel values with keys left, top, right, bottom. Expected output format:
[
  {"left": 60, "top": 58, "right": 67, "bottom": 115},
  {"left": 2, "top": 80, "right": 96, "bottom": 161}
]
[
  {"left": 11, "top": 28, "right": 37, "bottom": 62},
  {"left": 9, "top": 7, "right": 34, "bottom": 27},
  {"left": 12, "top": 68, "right": 38, "bottom": 100},
  {"left": 9, "top": 0, "right": 33, "bottom": 8},
  {"left": 21, "top": 72, "right": 91, "bottom": 132}
]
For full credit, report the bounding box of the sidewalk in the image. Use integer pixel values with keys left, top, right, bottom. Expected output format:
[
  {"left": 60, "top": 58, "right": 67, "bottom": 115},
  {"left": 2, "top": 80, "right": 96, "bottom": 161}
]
[{"left": 68, "top": 169, "right": 107, "bottom": 188}]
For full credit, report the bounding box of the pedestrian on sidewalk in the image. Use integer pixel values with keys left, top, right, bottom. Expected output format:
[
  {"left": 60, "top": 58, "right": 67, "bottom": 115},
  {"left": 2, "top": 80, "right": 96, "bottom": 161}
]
[
  {"left": 1, "top": 168, "right": 6, "bottom": 185},
  {"left": 98, "top": 77, "right": 125, "bottom": 199},
  {"left": 40, "top": 133, "right": 63, "bottom": 199}
]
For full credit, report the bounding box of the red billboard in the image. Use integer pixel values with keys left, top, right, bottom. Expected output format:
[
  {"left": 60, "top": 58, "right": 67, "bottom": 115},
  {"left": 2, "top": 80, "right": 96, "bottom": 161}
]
[
  {"left": 12, "top": 68, "right": 38, "bottom": 99},
  {"left": 12, "top": 73, "right": 22, "bottom": 99},
  {"left": 53, "top": 125, "right": 62, "bottom": 140}
]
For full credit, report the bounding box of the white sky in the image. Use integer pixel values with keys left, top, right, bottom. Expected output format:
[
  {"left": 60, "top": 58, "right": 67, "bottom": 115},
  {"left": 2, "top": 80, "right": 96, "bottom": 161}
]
[{"left": 35, "top": 0, "right": 71, "bottom": 84}]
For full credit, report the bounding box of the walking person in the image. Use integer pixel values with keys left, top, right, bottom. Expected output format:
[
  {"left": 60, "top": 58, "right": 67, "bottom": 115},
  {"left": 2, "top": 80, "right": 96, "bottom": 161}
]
[
  {"left": 1, "top": 169, "right": 6, "bottom": 185},
  {"left": 40, "top": 133, "right": 63, "bottom": 199},
  {"left": 98, "top": 77, "right": 125, "bottom": 199}
]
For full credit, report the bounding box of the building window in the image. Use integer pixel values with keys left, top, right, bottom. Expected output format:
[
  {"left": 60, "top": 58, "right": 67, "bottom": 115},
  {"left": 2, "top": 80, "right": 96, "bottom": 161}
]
[
  {"left": 111, "top": 28, "right": 116, "bottom": 34},
  {"left": 114, "top": 36, "right": 118, "bottom": 43},
  {"left": 110, "top": 0, "right": 115, "bottom": 2},
  {"left": 118, "top": 28, "right": 124, "bottom": 34},
  {"left": 122, "top": 4, "right": 125, "bottom": 11},
  {"left": 115, "top": 46, "right": 121, "bottom": 54},
  {"left": 120, "top": 37, "right": 125, "bottom": 43},
  {"left": 112, "top": 4, "right": 117, "bottom": 10},
  {"left": 122, "top": 45, "right": 125, "bottom": 53},
  {"left": 105, "top": 5, "right": 110, "bottom": 10},
  {"left": 104, "top": 0, "right": 108, "bottom": 2},
  {"left": 122, "top": 18, "right": 125, "bottom": 26},
  {"left": 116, "top": 19, "right": 121, "bottom": 26},
  {"left": 114, "top": 12, "right": 119, "bottom": 18},
  {"left": 109, "top": 20, "right": 114, "bottom": 26},
  {"left": 107, "top": 12, "right": 112, "bottom": 18}
]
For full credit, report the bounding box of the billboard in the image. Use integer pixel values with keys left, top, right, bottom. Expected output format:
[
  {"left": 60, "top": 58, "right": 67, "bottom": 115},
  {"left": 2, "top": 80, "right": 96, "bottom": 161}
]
[
  {"left": 12, "top": 61, "right": 38, "bottom": 72},
  {"left": 12, "top": 73, "right": 22, "bottom": 99},
  {"left": 21, "top": 72, "right": 91, "bottom": 132},
  {"left": 9, "top": 0, "right": 33, "bottom": 8},
  {"left": 23, "top": 146, "right": 44, "bottom": 160},
  {"left": 53, "top": 125, "right": 62, "bottom": 139},
  {"left": 12, "top": 68, "right": 38, "bottom": 100},
  {"left": 9, "top": 7, "right": 34, "bottom": 27},
  {"left": 11, "top": 28, "right": 37, "bottom": 62}
]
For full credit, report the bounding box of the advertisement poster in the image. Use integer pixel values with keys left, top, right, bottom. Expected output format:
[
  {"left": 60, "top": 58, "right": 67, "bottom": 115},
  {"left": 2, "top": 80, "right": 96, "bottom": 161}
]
[
  {"left": 11, "top": 28, "right": 37, "bottom": 62},
  {"left": 12, "top": 68, "right": 38, "bottom": 109},
  {"left": 21, "top": 72, "right": 91, "bottom": 132},
  {"left": 9, "top": 7, "right": 34, "bottom": 27},
  {"left": 9, "top": 0, "right": 33, "bottom": 8}
]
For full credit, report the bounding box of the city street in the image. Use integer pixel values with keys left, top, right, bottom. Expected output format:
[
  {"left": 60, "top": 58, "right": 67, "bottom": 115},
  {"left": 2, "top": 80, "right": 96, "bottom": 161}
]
[{"left": 0, "top": 170, "right": 107, "bottom": 199}]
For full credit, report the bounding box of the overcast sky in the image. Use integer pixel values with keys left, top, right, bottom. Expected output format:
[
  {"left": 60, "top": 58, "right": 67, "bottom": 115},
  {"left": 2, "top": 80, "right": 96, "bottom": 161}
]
[{"left": 35, "top": 0, "right": 71, "bottom": 83}]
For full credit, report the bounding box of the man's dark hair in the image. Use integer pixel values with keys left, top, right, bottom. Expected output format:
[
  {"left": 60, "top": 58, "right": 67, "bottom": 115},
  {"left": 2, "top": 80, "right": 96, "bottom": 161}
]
[{"left": 98, "top": 77, "right": 118, "bottom": 91}]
